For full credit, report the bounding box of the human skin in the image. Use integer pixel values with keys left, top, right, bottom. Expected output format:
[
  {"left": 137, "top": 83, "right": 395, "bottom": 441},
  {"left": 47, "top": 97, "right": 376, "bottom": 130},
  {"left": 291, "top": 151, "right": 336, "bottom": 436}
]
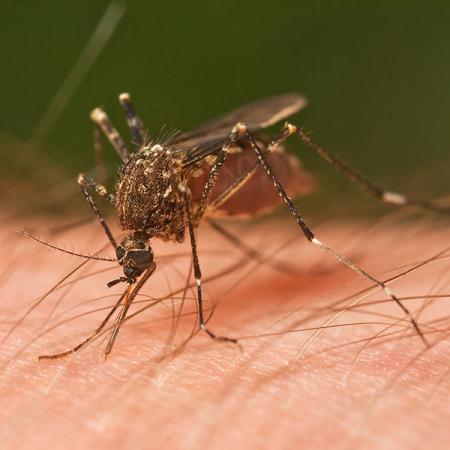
[{"left": 1, "top": 216, "right": 449, "bottom": 450}]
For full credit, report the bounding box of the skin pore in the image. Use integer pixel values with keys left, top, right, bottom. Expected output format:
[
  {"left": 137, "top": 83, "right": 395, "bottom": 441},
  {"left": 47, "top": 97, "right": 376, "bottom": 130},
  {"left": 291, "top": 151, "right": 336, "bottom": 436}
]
[{"left": 1, "top": 214, "right": 449, "bottom": 450}]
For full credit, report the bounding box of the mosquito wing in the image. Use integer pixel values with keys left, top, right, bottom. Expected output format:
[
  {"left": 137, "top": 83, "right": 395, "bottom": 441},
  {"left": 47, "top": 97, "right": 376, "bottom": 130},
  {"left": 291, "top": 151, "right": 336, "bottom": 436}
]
[{"left": 177, "top": 93, "right": 307, "bottom": 167}]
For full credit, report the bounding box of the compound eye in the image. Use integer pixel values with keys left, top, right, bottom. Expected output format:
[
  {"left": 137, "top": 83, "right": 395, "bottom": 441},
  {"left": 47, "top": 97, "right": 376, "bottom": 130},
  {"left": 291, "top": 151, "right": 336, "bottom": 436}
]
[
  {"left": 127, "top": 249, "right": 153, "bottom": 267},
  {"left": 116, "top": 246, "right": 126, "bottom": 261}
]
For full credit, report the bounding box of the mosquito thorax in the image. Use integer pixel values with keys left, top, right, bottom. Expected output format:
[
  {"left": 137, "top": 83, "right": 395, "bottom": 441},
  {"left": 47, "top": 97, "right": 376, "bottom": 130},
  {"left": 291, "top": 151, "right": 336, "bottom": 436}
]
[{"left": 115, "top": 142, "right": 186, "bottom": 240}]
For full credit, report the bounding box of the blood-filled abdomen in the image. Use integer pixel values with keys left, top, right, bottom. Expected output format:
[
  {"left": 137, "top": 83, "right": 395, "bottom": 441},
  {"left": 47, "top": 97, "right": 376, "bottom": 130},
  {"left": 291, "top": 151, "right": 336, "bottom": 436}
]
[{"left": 189, "top": 145, "right": 316, "bottom": 219}]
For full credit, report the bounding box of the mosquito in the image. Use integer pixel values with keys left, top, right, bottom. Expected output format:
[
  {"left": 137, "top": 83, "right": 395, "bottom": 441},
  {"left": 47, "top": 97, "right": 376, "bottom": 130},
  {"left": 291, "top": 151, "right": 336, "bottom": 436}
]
[{"left": 37, "top": 92, "right": 446, "bottom": 360}]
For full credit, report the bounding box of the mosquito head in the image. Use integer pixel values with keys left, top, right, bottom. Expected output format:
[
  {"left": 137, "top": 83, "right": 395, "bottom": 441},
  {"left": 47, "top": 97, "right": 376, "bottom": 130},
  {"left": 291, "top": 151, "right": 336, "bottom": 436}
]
[{"left": 115, "top": 233, "right": 154, "bottom": 282}]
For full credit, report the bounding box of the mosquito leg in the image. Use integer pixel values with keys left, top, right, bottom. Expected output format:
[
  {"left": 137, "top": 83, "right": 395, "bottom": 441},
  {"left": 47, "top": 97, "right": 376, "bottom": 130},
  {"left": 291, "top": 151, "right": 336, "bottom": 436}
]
[
  {"left": 206, "top": 163, "right": 259, "bottom": 215},
  {"left": 205, "top": 134, "right": 286, "bottom": 215},
  {"left": 78, "top": 173, "right": 117, "bottom": 249},
  {"left": 193, "top": 125, "right": 251, "bottom": 222},
  {"left": 93, "top": 124, "right": 107, "bottom": 184},
  {"left": 118, "top": 92, "right": 147, "bottom": 147},
  {"left": 274, "top": 122, "right": 448, "bottom": 213},
  {"left": 193, "top": 149, "right": 228, "bottom": 222},
  {"left": 47, "top": 160, "right": 111, "bottom": 237},
  {"left": 183, "top": 190, "right": 238, "bottom": 344},
  {"left": 90, "top": 107, "right": 129, "bottom": 161},
  {"left": 197, "top": 142, "right": 298, "bottom": 274},
  {"left": 78, "top": 173, "right": 115, "bottom": 204},
  {"left": 193, "top": 123, "right": 290, "bottom": 221},
  {"left": 234, "top": 122, "right": 429, "bottom": 347}
]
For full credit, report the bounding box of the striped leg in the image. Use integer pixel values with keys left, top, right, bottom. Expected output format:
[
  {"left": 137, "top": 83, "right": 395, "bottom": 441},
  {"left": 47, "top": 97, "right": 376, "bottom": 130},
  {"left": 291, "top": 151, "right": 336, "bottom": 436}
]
[
  {"left": 118, "top": 92, "right": 147, "bottom": 146},
  {"left": 234, "top": 122, "right": 428, "bottom": 347},
  {"left": 78, "top": 173, "right": 117, "bottom": 249},
  {"left": 90, "top": 107, "right": 129, "bottom": 161},
  {"left": 272, "top": 122, "right": 448, "bottom": 212},
  {"left": 183, "top": 189, "right": 238, "bottom": 344}
]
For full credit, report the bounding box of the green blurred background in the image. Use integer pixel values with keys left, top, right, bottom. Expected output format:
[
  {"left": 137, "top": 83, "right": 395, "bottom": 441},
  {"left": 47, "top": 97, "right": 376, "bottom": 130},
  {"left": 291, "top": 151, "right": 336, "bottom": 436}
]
[{"left": 1, "top": 0, "right": 449, "bottom": 219}]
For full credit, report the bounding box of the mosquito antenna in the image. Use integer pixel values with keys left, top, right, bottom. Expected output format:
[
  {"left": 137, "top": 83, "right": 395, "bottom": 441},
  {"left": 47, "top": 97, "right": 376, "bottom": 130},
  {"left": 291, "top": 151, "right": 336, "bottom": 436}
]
[{"left": 17, "top": 228, "right": 116, "bottom": 262}]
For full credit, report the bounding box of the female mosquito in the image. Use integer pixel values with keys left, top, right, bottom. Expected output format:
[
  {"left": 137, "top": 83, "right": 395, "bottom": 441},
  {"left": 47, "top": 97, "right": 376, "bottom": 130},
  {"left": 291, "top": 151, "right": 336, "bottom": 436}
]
[{"left": 38, "top": 92, "right": 443, "bottom": 360}]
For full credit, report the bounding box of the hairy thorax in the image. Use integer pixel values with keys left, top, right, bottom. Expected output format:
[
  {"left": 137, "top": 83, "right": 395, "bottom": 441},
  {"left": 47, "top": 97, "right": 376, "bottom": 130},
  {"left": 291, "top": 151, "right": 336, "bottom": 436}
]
[{"left": 115, "top": 144, "right": 185, "bottom": 241}]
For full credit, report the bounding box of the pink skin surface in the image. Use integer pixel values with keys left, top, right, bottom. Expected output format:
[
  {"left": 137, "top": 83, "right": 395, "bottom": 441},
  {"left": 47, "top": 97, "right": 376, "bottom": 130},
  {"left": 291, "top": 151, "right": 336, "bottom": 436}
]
[{"left": 1, "top": 216, "right": 449, "bottom": 450}]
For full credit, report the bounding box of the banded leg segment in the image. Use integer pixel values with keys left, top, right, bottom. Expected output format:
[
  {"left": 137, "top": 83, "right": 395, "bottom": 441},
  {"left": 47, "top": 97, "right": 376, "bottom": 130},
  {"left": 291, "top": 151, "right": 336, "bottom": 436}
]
[
  {"left": 273, "top": 122, "right": 447, "bottom": 212},
  {"left": 200, "top": 129, "right": 286, "bottom": 218},
  {"left": 183, "top": 190, "right": 238, "bottom": 343},
  {"left": 234, "top": 122, "right": 428, "bottom": 346},
  {"left": 90, "top": 107, "right": 129, "bottom": 161},
  {"left": 193, "top": 149, "right": 228, "bottom": 222},
  {"left": 78, "top": 173, "right": 117, "bottom": 249},
  {"left": 93, "top": 124, "right": 107, "bottom": 184},
  {"left": 118, "top": 92, "right": 146, "bottom": 146},
  {"left": 206, "top": 161, "right": 259, "bottom": 216},
  {"left": 193, "top": 124, "right": 255, "bottom": 222},
  {"left": 78, "top": 173, "right": 115, "bottom": 203}
]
